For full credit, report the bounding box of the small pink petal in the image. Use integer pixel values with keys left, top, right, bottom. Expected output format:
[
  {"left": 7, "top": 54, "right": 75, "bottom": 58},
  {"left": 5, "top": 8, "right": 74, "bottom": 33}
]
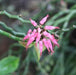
[
  {"left": 26, "top": 29, "right": 37, "bottom": 47},
  {"left": 43, "top": 31, "right": 59, "bottom": 47},
  {"left": 44, "top": 26, "right": 60, "bottom": 30},
  {"left": 23, "top": 34, "right": 30, "bottom": 40},
  {"left": 51, "top": 35, "right": 59, "bottom": 47},
  {"left": 40, "top": 14, "right": 49, "bottom": 25},
  {"left": 32, "top": 29, "right": 37, "bottom": 33},
  {"left": 23, "top": 29, "right": 32, "bottom": 40},
  {"left": 35, "top": 28, "right": 42, "bottom": 46},
  {"left": 26, "top": 33, "right": 37, "bottom": 48},
  {"left": 23, "top": 35, "right": 28, "bottom": 40},
  {"left": 36, "top": 32, "right": 41, "bottom": 46},
  {"left": 30, "top": 18, "right": 37, "bottom": 27},
  {"left": 39, "top": 41, "right": 43, "bottom": 56},
  {"left": 31, "top": 29, "right": 37, "bottom": 36},
  {"left": 26, "top": 37, "right": 34, "bottom": 47},
  {"left": 27, "top": 29, "right": 32, "bottom": 34},
  {"left": 51, "top": 52, "right": 53, "bottom": 55},
  {"left": 43, "top": 31, "right": 52, "bottom": 38},
  {"left": 47, "top": 39, "right": 54, "bottom": 53},
  {"left": 43, "top": 38, "right": 50, "bottom": 52}
]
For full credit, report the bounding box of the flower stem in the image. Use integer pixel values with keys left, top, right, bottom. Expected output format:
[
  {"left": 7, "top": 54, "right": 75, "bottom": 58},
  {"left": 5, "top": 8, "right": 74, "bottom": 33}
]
[
  {"left": 0, "top": 29, "right": 22, "bottom": 41},
  {"left": 0, "top": 10, "right": 31, "bottom": 24},
  {"left": 0, "top": 21, "right": 25, "bottom": 37}
]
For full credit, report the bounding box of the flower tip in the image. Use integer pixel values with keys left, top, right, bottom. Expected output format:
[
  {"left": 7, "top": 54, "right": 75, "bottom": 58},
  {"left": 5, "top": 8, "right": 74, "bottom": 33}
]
[
  {"left": 29, "top": 18, "right": 31, "bottom": 20},
  {"left": 46, "top": 14, "right": 49, "bottom": 18},
  {"left": 25, "top": 46, "right": 28, "bottom": 50},
  {"left": 23, "top": 38, "right": 25, "bottom": 41},
  {"left": 56, "top": 27, "right": 60, "bottom": 29},
  {"left": 57, "top": 44, "right": 60, "bottom": 48},
  {"left": 29, "top": 18, "right": 32, "bottom": 22},
  {"left": 23, "top": 37, "right": 25, "bottom": 40},
  {"left": 28, "top": 29, "right": 32, "bottom": 33},
  {"left": 40, "top": 14, "right": 49, "bottom": 25},
  {"left": 51, "top": 52, "right": 53, "bottom": 55},
  {"left": 40, "top": 52, "right": 42, "bottom": 56},
  {"left": 35, "top": 43, "right": 37, "bottom": 47},
  {"left": 30, "top": 18, "right": 37, "bottom": 27},
  {"left": 51, "top": 51, "right": 54, "bottom": 55},
  {"left": 23, "top": 36, "right": 28, "bottom": 40},
  {"left": 29, "top": 18, "right": 32, "bottom": 21}
]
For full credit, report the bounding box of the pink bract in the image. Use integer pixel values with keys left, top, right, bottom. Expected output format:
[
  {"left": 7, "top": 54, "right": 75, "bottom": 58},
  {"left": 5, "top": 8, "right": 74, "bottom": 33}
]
[
  {"left": 40, "top": 14, "right": 49, "bottom": 25},
  {"left": 23, "top": 14, "right": 60, "bottom": 56},
  {"left": 30, "top": 18, "right": 37, "bottom": 27},
  {"left": 39, "top": 41, "right": 43, "bottom": 56},
  {"left": 44, "top": 26, "right": 60, "bottom": 30}
]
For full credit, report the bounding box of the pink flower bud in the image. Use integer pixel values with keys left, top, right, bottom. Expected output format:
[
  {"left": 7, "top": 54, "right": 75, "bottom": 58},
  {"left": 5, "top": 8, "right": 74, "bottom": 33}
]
[
  {"left": 39, "top": 41, "right": 43, "bottom": 56},
  {"left": 40, "top": 14, "right": 49, "bottom": 25},
  {"left": 44, "top": 26, "right": 60, "bottom": 30},
  {"left": 23, "top": 34, "right": 30, "bottom": 40},
  {"left": 51, "top": 35, "right": 59, "bottom": 47},
  {"left": 27, "top": 29, "right": 32, "bottom": 34},
  {"left": 35, "top": 28, "right": 42, "bottom": 46},
  {"left": 43, "top": 31, "right": 59, "bottom": 47},
  {"left": 31, "top": 29, "right": 37, "bottom": 36},
  {"left": 26, "top": 33, "right": 37, "bottom": 48},
  {"left": 43, "top": 38, "right": 50, "bottom": 52},
  {"left": 23, "top": 29, "right": 32, "bottom": 40},
  {"left": 47, "top": 39, "right": 54, "bottom": 54},
  {"left": 43, "top": 31, "right": 52, "bottom": 38},
  {"left": 30, "top": 18, "right": 37, "bottom": 27},
  {"left": 33, "top": 29, "right": 37, "bottom": 33},
  {"left": 36, "top": 32, "right": 41, "bottom": 46}
]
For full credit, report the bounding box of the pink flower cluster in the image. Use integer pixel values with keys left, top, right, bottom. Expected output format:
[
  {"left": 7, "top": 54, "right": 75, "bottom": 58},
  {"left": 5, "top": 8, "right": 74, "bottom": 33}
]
[{"left": 23, "top": 15, "right": 60, "bottom": 55}]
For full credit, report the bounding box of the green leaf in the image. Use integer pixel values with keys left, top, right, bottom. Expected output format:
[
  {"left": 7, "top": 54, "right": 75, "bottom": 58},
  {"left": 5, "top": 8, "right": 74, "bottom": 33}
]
[{"left": 0, "top": 56, "right": 19, "bottom": 75}]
